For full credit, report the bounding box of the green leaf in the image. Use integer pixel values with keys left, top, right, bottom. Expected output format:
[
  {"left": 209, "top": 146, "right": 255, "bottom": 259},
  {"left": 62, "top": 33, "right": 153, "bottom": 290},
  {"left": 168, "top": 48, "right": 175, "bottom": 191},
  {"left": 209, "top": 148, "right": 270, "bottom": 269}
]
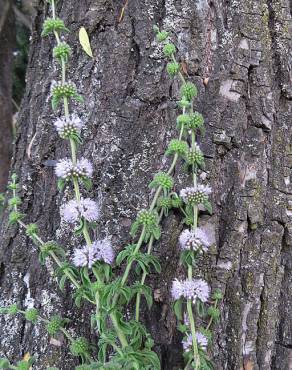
[
  {"left": 51, "top": 95, "right": 60, "bottom": 111},
  {"left": 0, "top": 358, "right": 10, "bottom": 369},
  {"left": 79, "top": 27, "right": 93, "bottom": 58},
  {"left": 196, "top": 299, "right": 206, "bottom": 317},
  {"left": 130, "top": 221, "right": 139, "bottom": 237},
  {"left": 57, "top": 178, "right": 66, "bottom": 192},
  {"left": 204, "top": 200, "right": 213, "bottom": 214},
  {"left": 116, "top": 244, "right": 136, "bottom": 266},
  {"left": 75, "top": 218, "right": 85, "bottom": 235},
  {"left": 152, "top": 226, "right": 161, "bottom": 240},
  {"left": 173, "top": 299, "right": 183, "bottom": 321},
  {"left": 133, "top": 283, "right": 153, "bottom": 308},
  {"left": 82, "top": 177, "right": 92, "bottom": 191}
]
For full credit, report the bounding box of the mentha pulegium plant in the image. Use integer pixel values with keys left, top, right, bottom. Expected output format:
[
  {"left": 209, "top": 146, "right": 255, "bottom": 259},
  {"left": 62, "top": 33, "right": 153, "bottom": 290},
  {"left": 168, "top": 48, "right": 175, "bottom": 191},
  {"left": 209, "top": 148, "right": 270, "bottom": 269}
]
[
  {"left": 0, "top": 3, "right": 222, "bottom": 369},
  {"left": 154, "top": 28, "right": 223, "bottom": 369}
]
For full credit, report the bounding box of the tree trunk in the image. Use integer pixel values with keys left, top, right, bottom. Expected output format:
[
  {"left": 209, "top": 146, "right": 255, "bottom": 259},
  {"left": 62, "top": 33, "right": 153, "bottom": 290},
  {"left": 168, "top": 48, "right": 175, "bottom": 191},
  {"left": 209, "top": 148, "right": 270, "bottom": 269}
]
[
  {"left": 0, "top": 0, "right": 291, "bottom": 369},
  {"left": 0, "top": 0, "right": 14, "bottom": 192}
]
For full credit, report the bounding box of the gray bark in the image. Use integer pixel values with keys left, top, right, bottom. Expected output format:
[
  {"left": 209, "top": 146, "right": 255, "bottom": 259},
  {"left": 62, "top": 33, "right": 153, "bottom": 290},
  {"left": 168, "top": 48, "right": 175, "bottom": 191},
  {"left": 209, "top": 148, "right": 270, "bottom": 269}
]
[
  {"left": 0, "top": 0, "right": 14, "bottom": 192},
  {"left": 0, "top": 0, "right": 291, "bottom": 369}
]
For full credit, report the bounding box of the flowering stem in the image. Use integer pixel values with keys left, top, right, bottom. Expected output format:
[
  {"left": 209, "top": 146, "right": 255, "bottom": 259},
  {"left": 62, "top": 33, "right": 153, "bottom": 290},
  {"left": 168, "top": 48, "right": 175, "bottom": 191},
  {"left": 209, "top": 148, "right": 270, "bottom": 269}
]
[
  {"left": 187, "top": 266, "right": 200, "bottom": 370},
  {"left": 10, "top": 172, "right": 82, "bottom": 294},
  {"left": 135, "top": 210, "right": 163, "bottom": 321},
  {"left": 17, "top": 220, "right": 82, "bottom": 291},
  {"left": 18, "top": 310, "right": 75, "bottom": 343},
  {"left": 110, "top": 312, "right": 129, "bottom": 348},
  {"left": 135, "top": 236, "right": 154, "bottom": 321},
  {"left": 121, "top": 226, "right": 146, "bottom": 287},
  {"left": 70, "top": 138, "right": 77, "bottom": 164}
]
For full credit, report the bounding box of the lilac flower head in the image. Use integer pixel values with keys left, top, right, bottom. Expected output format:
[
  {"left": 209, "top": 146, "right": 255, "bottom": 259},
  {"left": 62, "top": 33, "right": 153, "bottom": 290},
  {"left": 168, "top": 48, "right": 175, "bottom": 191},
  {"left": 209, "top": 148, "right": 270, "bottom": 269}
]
[
  {"left": 72, "top": 244, "right": 98, "bottom": 268},
  {"left": 192, "top": 278, "right": 210, "bottom": 303},
  {"left": 180, "top": 184, "right": 211, "bottom": 205},
  {"left": 73, "top": 239, "right": 115, "bottom": 268},
  {"left": 182, "top": 332, "right": 208, "bottom": 352},
  {"left": 61, "top": 198, "right": 100, "bottom": 223},
  {"left": 55, "top": 158, "right": 93, "bottom": 179},
  {"left": 171, "top": 279, "right": 183, "bottom": 300},
  {"left": 54, "top": 114, "right": 84, "bottom": 138},
  {"left": 55, "top": 158, "right": 73, "bottom": 178},
  {"left": 92, "top": 239, "right": 115, "bottom": 265},
  {"left": 179, "top": 228, "right": 211, "bottom": 252},
  {"left": 75, "top": 157, "right": 93, "bottom": 178},
  {"left": 171, "top": 278, "right": 210, "bottom": 303}
]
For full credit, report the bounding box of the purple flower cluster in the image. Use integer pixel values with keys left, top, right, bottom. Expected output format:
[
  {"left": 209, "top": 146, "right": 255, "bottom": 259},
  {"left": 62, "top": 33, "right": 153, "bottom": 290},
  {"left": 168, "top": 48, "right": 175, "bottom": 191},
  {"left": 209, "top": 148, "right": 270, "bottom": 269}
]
[
  {"left": 72, "top": 239, "right": 115, "bottom": 268},
  {"left": 182, "top": 332, "right": 208, "bottom": 352},
  {"left": 180, "top": 185, "right": 212, "bottom": 204},
  {"left": 179, "top": 228, "right": 211, "bottom": 252},
  {"left": 54, "top": 114, "right": 84, "bottom": 138},
  {"left": 55, "top": 158, "right": 93, "bottom": 179},
  {"left": 171, "top": 278, "right": 210, "bottom": 303},
  {"left": 61, "top": 198, "right": 100, "bottom": 223}
]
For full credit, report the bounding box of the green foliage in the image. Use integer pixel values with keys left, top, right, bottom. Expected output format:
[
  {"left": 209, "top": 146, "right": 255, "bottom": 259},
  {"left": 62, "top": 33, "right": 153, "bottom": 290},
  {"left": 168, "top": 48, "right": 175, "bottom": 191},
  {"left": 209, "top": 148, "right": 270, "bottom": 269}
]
[
  {"left": 70, "top": 337, "right": 90, "bottom": 360},
  {"left": 24, "top": 308, "right": 38, "bottom": 323},
  {"left": 176, "top": 114, "right": 191, "bottom": 128},
  {"left": 42, "top": 18, "right": 69, "bottom": 37},
  {"left": 51, "top": 82, "right": 84, "bottom": 110},
  {"left": 53, "top": 42, "right": 71, "bottom": 62},
  {"left": 39, "top": 241, "right": 66, "bottom": 265},
  {"left": 189, "top": 112, "right": 205, "bottom": 131},
  {"left": 186, "top": 147, "right": 204, "bottom": 167},
  {"left": 8, "top": 196, "right": 22, "bottom": 209},
  {"left": 0, "top": 193, "right": 5, "bottom": 207},
  {"left": 149, "top": 172, "right": 174, "bottom": 191},
  {"left": 166, "top": 62, "right": 180, "bottom": 76},
  {"left": 181, "top": 82, "right": 197, "bottom": 101},
  {"left": 177, "top": 96, "right": 191, "bottom": 109},
  {"left": 0, "top": 303, "right": 19, "bottom": 315},
  {"left": 15, "top": 359, "right": 35, "bottom": 370},
  {"left": 207, "top": 306, "right": 220, "bottom": 321},
  {"left": 131, "top": 210, "right": 161, "bottom": 241},
  {"left": 46, "top": 315, "right": 69, "bottom": 335},
  {"left": 8, "top": 211, "right": 24, "bottom": 225},
  {"left": 156, "top": 30, "right": 169, "bottom": 42},
  {"left": 212, "top": 289, "right": 223, "bottom": 301},
  {"left": 163, "top": 43, "right": 176, "bottom": 57},
  {"left": 26, "top": 223, "right": 38, "bottom": 237},
  {"left": 0, "top": 358, "right": 10, "bottom": 369},
  {"left": 165, "top": 139, "right": 189, "bottom": 156}
]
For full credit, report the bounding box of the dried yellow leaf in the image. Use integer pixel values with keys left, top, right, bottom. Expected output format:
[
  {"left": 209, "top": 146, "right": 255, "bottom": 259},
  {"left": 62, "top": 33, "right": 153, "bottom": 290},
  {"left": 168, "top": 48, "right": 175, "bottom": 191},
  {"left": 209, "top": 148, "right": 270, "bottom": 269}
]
[{"left": 79, "top": 27, "right": 93, "bottom": 58}]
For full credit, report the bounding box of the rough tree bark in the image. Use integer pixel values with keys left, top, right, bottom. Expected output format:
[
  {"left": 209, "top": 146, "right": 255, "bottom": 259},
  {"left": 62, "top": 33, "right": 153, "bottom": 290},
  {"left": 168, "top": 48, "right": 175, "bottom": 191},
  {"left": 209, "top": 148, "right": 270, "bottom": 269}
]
[
  {"left": 0, "top": 0, "right": 291, "bottom": 369},
  {"left": 0, "top": 0, "right": 14, "bottom": 192}
]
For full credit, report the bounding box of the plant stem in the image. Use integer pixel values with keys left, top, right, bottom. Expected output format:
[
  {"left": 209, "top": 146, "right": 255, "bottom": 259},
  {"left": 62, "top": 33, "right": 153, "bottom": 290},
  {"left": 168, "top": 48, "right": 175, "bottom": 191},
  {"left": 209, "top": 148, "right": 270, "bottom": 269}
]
[
  {"left": 187, "top": 265, "right": 200, "bottom": 370},
  {"left": 110, "top": 312, "right": 129, "bottom": 348},
  {"left": 135, "top": 210, "right": 163, "bottom": 321},
  {"left": 206, "top": 299, "right": 218, "bottom": 331},
  {"left": 17, "top": 220, "right": 82, "bottom": 291}
]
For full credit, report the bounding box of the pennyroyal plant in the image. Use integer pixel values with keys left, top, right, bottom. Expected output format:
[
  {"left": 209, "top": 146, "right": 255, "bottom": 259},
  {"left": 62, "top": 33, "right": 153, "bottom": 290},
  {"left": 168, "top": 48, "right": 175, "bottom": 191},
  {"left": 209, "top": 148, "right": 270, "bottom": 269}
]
[{"left": 0, "top": 3, "right": 222, "bottom": 369}]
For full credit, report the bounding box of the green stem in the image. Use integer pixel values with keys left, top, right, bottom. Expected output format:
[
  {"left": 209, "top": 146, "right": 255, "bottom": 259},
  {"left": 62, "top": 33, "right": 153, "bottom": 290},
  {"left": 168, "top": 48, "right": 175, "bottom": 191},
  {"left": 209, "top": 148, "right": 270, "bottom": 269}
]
[
  {"left": 206, "top": 299, "right": 218, "bottom": 331},
  {"left": 120, "top": 226, "right": 146, "bottom": 288},
  {"left": 83, "top": 221, "right": 92, "bottom": 246},
  {"left": 110, "top": 312, "right": 129, "bottom": 348},
  {"left": 72, "top": 176, "right": 80, "bottom": 200},
  {"left": 135, "top": 235, "right": 154, "bottom": 321},
  {"left": 17, "top": 220, "right": 82, "bottom": 291},
  {"left": 187, "top": 266, "right": 200, "bottom": 370},
  {"left": 70, "top": 138, "right": 77, "bottom": 164},
  {"left": 171, "top": 54, "right": 186, "bottom": 85},
  {"left": 135, "top": 210, "right": 163, "bottom": 321}
]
